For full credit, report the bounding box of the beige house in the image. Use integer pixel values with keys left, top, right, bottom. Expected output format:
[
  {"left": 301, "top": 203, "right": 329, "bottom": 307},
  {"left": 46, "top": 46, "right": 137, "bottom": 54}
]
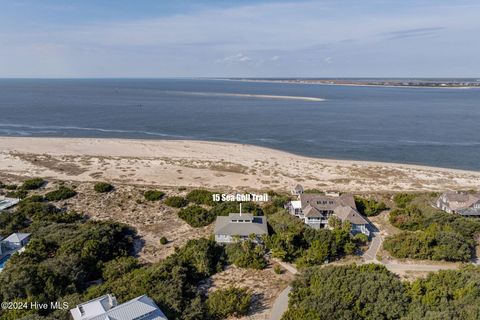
[
  {"left": 286, "top": 186, "right": 370, "bottom": 236},
  {"left": 214, "top": 212, "right": 268, "bottom": 244},
  {"left": 436, "top": 191, "right": 480, "bottom": 217}
]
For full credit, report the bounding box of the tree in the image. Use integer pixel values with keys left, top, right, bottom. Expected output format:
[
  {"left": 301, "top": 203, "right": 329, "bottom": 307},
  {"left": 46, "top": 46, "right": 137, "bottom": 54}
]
[
  {"left": 186, "top": 189, "right": 215, "bottom": 206},
  {"left": 206, "top": 286, "right": 252, "bottom": 319},
  {"left": 225, "top": 240, "right": 267, "bottom": 270},
  {"left": 178, "top": 205, "right": 215, "bottom": 227},
  {"left": 20, "top": 178, "right": 45, "bottom": 190}
]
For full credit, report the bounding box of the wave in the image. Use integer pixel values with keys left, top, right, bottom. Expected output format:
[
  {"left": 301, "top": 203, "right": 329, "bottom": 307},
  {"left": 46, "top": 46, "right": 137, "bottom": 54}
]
[
  {"left": 166, "top": 91, "right": 325, "bottom": 102},
  {"left": 0, "top": 123, "right": 190, "bottom": 139}
]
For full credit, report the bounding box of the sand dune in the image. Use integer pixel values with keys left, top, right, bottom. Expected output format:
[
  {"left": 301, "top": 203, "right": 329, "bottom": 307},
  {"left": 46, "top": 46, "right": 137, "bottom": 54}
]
[{"left": 0, "top": 137, "right": 479, "bottom": 192}]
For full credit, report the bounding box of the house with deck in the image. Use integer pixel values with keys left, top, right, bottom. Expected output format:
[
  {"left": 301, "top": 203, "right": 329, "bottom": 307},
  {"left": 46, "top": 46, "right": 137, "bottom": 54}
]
[
  {"left": 436, "top": 191, "right": 480, "bottom": 217},
  {"left": 214, "top": 209, "right": 268, "bottom": 244},
  {"left": 70, "top": 294, "right": 167, "bottom": 320},
  {"left": 286, "top": 186, "right": 370, "bottom": 236},
  {"left": 0, "top": 233, "right": 31, "bottom": 271}
]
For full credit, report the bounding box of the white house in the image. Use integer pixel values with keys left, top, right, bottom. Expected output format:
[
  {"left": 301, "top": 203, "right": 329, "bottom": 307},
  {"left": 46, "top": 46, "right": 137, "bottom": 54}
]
[
  {"left": 70, "top": 294, "right": 168, "bottom": 320},
  {"left": 214, "top": 212, "right": 268, "bottom": 244},
  {"left": 436, "top": 191, "right": 480, "bottom": 217}
]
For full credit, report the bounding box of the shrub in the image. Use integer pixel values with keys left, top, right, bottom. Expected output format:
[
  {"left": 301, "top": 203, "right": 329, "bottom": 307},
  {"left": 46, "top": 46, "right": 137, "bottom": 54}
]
[
  {"left": 44, "top": 186, "right": 77, "bottom": 201},
  {"left": 20, "top": 178, "right": 45, "bottom": 190},
  {"left": 225, "top": 240, "right": 267, "bottom": 270},
  {"left": 353, "top": 233, "right": 369, "bottom": 245},
  {"left": 393, "top": 193, "right": 417, "bottom": 208},
  {"left": 102, "top": 256, "right": 139, "bottom": 281},
  {"left": 186, "top": 189, "right": 215, "bottom": 206},
  {"left": 354, "top": 196, "right": 387, "bottom": 216},
  {"left": 164, "top": 196, "right": 188, "bottom": 208},
  {"left": 6, "top": 189, "right": 28, "bottom": 199},
  {"left": 0, "top": 181, "right": 4, "bottom": 188},
  {"left": 206, "top": 286, "right": 252, "bottom": 319},
  {"left": 4, "top": 184, "right": 18, "bottom": 190},
  {"left": 178, "top": 205, "right": 215, "bottom": 227},
  {"left": 144, "top": 190, "right": 165, "bottom": 201},
  {"left": 94, "top": 182, "right": 114, "bottom": 193},
  {"left": 160, "top": 237, "right": 168, "bottom": 245},
  {"left": 21, "top": 195, "right": 45, "bottom": 203},
  {"left": 274, "top": 265, "right": 282, "bottom": 274}
]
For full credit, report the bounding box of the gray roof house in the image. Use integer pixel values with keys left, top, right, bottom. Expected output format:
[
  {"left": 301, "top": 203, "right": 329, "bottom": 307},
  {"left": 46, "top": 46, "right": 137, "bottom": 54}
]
[
  {"left": 0, "top": 233, "right": 31, "bottom": 256},
  {"left": 0, "top": 197, "right": 20, "bottom": 211},
  {"left": 436, "top": 191, "right": 480, "bottom": 217},
  {"left": 70, "top": 294, "right": 168, "bottom": 320},
  {"left": 286, "top": 188, "right": 370, "bottom": 236},
  {"left": 214, "top": 212, "right": 268, "bottom": 244}
]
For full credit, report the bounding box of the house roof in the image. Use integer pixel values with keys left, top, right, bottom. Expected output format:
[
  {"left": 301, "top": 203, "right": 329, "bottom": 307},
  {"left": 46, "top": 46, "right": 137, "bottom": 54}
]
[
  {"left": 214, "top": 213, "right": 268, "bottom": 237},
  {"left": 303, "top": 205, "right": 323, "bottom": 218},
  {"left": 3, "top": 233, "right": 31, "bottom": 243},
  {"left": 457, "top": 207, "right": 480, "bottom": 216},
  {"left": 299, "top": 194, "right": 356, "bottom": 211},
  {"left": 440, "top": 191, "right": 480, "bottom": 211},
  {"left": 71, "top": 295, "right": 167, "bottom": 320},
  {"left": 335, "top": 206, "right": 369, "bottom": 225}
]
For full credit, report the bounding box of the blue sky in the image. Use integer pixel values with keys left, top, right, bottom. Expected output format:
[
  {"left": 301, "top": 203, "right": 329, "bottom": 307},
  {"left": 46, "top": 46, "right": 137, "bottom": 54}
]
[{"left": 0, "top": 0, "right": 479, "bottom": 78}]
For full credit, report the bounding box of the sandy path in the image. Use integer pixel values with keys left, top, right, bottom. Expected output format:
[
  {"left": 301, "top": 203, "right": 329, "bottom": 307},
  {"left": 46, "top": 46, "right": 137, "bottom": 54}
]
[{"left": 1, "top": 137, "right": 479, "bottom": 192}]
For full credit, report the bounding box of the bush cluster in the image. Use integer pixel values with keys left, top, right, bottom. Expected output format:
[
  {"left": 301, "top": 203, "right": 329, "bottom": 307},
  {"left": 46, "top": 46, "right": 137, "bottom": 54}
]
[
  {"left": 186, "top": 189, "right": 215, "bottom": 206},
  {"left": 164, "top": 196, "right": 188, "bottom": 208},
  {"left": 94, "top": 182, "right": 114, "bottom": 193},
  {"left": 44, "top": 186, "right": 77, "bottom": 201},
  {"left": 20, "top": 178, "right": 45, "bottom": 190},
  {"left": 178, "top": 205, "right": 216, "bottom": 227},
  {"left": 354, "top": 196, "right": 387, "bottom": 216},
  {"left": 144, "top": 190, "right": 165, "bottom": 201}
]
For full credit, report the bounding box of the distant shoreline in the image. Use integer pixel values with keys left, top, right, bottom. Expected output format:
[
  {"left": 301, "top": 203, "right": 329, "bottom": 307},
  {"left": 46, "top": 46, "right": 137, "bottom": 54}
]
[{"left": 221, "top": 78, "right": 480, "bottom": 89}]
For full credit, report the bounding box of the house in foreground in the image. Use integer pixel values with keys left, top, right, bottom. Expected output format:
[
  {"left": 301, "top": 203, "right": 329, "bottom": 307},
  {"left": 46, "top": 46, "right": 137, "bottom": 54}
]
[
  {"left": 286, "top": 186, "right": 370, "bottom": 236},
  {"left": 436, "top": 191, "right": 480, "bottom": 217},
  {"left": 214, "top": 211, "right": 268, "bottom": 244},
  {"left": 70, "top": 294, "right": 168, "bottom": 320}
]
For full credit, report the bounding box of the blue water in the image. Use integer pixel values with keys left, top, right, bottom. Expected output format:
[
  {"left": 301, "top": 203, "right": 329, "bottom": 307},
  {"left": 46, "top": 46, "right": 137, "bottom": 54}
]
[
  {"left": 0, "top": 255, "right": 11, "bottom": 269},
  {"left": 0, "top": 78, "right": 479, "bottom": 171}
]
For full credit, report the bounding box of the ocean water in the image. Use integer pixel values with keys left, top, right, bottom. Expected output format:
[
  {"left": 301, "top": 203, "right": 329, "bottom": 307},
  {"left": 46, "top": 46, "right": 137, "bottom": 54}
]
[{"left": 0, "top": 78, "right": 479, "bottom": 171}]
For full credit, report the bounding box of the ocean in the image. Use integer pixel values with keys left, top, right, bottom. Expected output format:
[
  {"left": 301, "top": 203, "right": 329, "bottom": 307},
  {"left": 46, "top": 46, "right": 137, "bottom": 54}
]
[{"left": 1, "top": 78, "right": 479, "bottom": 171}]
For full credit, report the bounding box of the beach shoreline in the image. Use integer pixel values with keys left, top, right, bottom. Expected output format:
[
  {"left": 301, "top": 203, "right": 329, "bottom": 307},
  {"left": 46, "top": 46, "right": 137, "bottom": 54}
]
[{"left": 1, "top": 137, "right": 479, "bottom": 192}]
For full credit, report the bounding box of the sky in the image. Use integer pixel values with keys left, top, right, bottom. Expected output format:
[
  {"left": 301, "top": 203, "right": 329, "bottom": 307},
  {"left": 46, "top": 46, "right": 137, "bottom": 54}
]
[{"left": 0, "top": 0, "right": 479, "bottom": 78}]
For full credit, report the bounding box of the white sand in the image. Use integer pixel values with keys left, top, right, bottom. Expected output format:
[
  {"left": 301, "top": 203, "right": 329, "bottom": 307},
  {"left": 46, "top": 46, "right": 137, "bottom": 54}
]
[{"left": 0, "top": 137, "right": 479, "bottom": 192}]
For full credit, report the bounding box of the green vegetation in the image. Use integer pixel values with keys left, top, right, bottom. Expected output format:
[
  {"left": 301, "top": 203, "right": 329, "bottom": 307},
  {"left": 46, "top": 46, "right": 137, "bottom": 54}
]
[
  {"left": 85, "top": 238, "right": 226, "bottom": 320},
  {"left": 102, "top": 256, "right": 139, "bottom": 281},
  {"left": 354, "top": 196, "right": 387, "bottom": 216},
  {"left": 384, "top": 194, "right": 480, "bottom": 262},
  {"left": 144, "top": 190, "right": 165, "bottom": 201},
  {"left": 4, "top": 184, "right": 17, "bottom": 190},
  {"left": 274, "top": 265, "right": 282, "bottom": 274},
  {"left": 284, "top": 264, "right": 480, "bottom": 320},
  {"left": 6, "top": 189, "right": 28, "bottom": 199},
  {"left": 206, "top": 287, "right": 252, "bottom": 319},
  {"left": 393, "top": 193, "right": 417, "bottom": 208},
  {"left": 178, "top": 205, "right": 215, "bottom": 227},
  {"left": 20, "top": 177, "right": 45, "bottom": 190},
  {"left": 94, "top": 182, "right": 114, "bottom": 193},
  {"left": 265, "top": 211, "right": 359, "bottom": 266},
  {"left": 283, "top": 264, "right": 408, "bottom": 320},
  {"left": 186, "top": 189, "right": 215, "bottom": 206},
  {"left": 0, "top": 216, "right": 136, "bottom": 319},
  {"left": 164, "top": 196, "right": 189, "bottom": 208},
  {"left": 225, "top": 239, "right": 267, "bottom": 270},
  {"left": 44, "top": 186, "right": 77, "bottom": 201},
  {"left": 160, "top": 236, "right": 168, "bottom": 245}
]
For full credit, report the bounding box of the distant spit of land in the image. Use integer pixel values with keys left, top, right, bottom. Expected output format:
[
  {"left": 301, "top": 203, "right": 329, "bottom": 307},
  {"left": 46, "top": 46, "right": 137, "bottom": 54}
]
[
  {"left": 226, "top": 78, "right": 480, "bottom": 88},
  {"left": 1, "top": 137, "right": 479, "bottom": 192}
]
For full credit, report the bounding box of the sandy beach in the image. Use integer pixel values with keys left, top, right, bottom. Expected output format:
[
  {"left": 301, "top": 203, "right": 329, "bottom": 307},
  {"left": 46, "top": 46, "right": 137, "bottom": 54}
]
[{"left": 1, "top": 137, "right": 479, "bottom": 192}]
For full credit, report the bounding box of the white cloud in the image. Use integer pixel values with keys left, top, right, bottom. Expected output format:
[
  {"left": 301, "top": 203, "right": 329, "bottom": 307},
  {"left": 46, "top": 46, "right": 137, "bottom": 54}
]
[{"left": 217, "top": 53, "right": 252, "bottom": 64}]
